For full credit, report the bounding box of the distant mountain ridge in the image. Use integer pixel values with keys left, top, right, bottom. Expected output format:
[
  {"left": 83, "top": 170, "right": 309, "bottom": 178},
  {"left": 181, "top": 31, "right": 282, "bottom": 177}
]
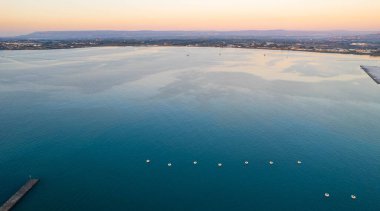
[{"left": 12, "top": 30, "right": 380, "bottom": 40}]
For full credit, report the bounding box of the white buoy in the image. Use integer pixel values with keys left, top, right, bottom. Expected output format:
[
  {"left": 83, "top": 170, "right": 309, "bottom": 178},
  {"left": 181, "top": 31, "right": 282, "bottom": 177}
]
[
  {"left": 193, "top": 161, "right": 198, "bottom": 165},
  {"left": 269, "top": 161, "right": 274, "bottom": 165},
  {"left": 167, "top": 163, "right": 172, "bottom": 167},
  {"left": 351, "top": 195, "right": 357, "bottom": 200},
  {"left": 244, "top": 161, "right": 249, "bottom": 165},
  {"left": 297, "top": 160, "right": 302, "bottom": 164},
  {"left": 146, "top": 159, "right": 151, "bottom": 163},
  {"left": 218, "top": 163, "right": 223, "bottom": 167},
  {"left": 324, "top": 193, "right": 330, "bottom": 198}
]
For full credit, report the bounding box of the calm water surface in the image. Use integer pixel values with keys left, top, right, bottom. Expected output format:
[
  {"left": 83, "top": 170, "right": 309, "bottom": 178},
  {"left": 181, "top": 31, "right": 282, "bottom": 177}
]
[{"left": 0, "top": 47, "right": 380, "bottom": 210}]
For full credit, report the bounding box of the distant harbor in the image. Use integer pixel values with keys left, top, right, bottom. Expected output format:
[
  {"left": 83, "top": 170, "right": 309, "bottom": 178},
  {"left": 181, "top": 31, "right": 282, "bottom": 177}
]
[{"left": 1, "top": 38, "right": 380, "bottom": 57}]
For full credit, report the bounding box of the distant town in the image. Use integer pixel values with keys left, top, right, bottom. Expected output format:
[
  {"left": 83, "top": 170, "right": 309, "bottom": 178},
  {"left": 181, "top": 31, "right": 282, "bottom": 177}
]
[{"left": 1, "top": 30, "right": 380, "bottom": 56}]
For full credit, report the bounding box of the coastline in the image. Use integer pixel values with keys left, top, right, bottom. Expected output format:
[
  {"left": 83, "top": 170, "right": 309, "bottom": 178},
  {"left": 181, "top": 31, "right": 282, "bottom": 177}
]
[{"left": 0, "top": 43, "right": 379, "bottom": 57}]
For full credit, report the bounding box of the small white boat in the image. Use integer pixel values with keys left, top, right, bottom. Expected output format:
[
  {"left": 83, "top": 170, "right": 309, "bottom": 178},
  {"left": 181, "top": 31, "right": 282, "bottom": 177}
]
[
  {"left": 244, "top": 161, "right": 249, "bottom": 165},
  {"left": 167, "top": 163, "right": 172, "bottom": 167},
  {"left": 218, "top": 163, "right": 223, "bottom": 167},
  {"left": 324, "top": 193, "right": 330, "bottom": 198},
  {"left": 297, "top": 160, "right": 302, "bottom": 164},
  {"left": 269, "top": 161, "right": 274, "bottom": 165},
  {"left": 146, "top": 159, "right": 151, "bottom": 163},
  {"left": 351, "top": 195, "right": 357, "bottom": 200},
  {"left": 193, "top": 161, "right": 198, "bottom": 165}
]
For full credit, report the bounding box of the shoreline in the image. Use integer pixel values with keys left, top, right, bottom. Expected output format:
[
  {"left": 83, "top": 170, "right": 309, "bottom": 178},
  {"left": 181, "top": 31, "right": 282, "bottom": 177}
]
[{"left": 0, "top": 44, "right": 379, "bottom": 57}]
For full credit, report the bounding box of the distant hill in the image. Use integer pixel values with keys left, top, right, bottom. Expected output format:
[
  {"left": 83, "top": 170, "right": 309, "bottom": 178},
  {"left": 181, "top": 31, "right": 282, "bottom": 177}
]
[
  {"left": 12, "top": 30, "right": 380, "bottom": 40},
  {"left": 350, "top": 33, "right": 380, "bottom": 42}
]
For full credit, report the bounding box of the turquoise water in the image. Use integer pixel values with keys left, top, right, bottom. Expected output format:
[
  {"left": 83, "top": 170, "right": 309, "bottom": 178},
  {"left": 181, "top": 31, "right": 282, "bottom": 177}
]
[{"left": 1, "top": 47, "right": 380, "bottom": 210}]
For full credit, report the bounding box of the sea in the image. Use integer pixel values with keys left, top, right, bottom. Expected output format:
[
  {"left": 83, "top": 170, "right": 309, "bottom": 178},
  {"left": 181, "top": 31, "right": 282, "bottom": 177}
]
[{"left": 0, "top": 47, "right": 380, "bottom": 210}]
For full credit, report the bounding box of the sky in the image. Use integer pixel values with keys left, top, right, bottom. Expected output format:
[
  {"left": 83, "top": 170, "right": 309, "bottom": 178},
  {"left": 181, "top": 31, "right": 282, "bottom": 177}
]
[{"left": 1, "top": 0, "right": 380, "bottom": 36}]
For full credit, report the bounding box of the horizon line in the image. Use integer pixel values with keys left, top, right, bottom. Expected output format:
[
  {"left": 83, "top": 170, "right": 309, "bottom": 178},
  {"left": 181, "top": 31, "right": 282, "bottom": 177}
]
[{"left": 3, "top": 29, "right": 380, "bottom": 38}]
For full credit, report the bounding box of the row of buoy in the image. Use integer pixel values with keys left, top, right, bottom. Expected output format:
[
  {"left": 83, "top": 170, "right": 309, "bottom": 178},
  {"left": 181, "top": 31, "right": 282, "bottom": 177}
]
[
  {"left": 185, "top": 53, "right": 222, "bottom": 57},
  {"left": 324, "top": 193, "right": 357, "bottom": 200},
  {"left": 146, "top": 159, "right": 357, "bottom": 200},
  {"left": 146, "top": 160, "right": 302, "bottom": 166}
]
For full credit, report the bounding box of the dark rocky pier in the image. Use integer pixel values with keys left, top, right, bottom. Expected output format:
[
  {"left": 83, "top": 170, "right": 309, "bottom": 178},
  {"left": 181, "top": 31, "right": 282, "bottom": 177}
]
[{"left": 0, "top": 179, "right": 39, "bottom": 211}]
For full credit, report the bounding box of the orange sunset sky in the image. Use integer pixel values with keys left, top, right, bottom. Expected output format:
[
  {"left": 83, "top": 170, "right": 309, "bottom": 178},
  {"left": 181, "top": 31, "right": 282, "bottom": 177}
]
[{"left": 1, "top": 0, "right": 380, "bottom": 36}]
